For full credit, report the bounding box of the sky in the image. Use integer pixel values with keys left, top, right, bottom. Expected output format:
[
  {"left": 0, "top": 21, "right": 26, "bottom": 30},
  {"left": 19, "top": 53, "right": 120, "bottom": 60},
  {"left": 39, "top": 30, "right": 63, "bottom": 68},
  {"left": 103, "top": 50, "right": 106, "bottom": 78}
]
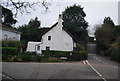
[{"left": 5, "top": 0, "right": 119, "bottom": 36}]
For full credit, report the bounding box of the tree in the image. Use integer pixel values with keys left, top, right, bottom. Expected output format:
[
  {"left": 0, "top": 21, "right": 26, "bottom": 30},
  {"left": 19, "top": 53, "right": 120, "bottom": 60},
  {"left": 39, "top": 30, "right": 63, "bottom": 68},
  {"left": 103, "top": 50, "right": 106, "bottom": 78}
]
[
  {"left": 95, "top": 17, "right": 115, "bottom": 54},
  {"left": 17, "top": 17, "right": 41, "bottom": 42},
  {"left": 1, "top": 5, "right": 17, "bottom": 26},
  {"left": 1, "top": 0, "right": 50, "bottom": 16},
  {"left": 62, "top": 4, "right": 88, "bottom": 48},
  {"left": 103, "top": 17, "right": 114, "bottom": 26}
]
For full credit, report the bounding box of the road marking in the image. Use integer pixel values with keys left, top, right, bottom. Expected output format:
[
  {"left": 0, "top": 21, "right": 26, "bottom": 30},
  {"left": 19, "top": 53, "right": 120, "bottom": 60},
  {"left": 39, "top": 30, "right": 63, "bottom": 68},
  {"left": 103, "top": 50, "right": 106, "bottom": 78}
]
[
  {"left": 1, "top": 73, "right": 15, "bottom": 81},
  {"left": 85, "top": 60, "right": 107, "bottom": 81},
  {"left": 93, "top": 56, "right": 118, "bottom": 69},
  {"left": 103, "top": 78, "right": 107, "bottom": 81},
  {"left": 83, "top": 61, "right": 86, "bottom": 65}
]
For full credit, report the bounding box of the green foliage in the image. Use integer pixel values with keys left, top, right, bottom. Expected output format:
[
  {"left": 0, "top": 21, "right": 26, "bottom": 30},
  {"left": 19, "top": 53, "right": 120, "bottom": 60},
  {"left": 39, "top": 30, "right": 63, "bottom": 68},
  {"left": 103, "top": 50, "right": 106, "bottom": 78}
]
[
  {"left": 113, "top": 26, "right": 120, "bottom": 39},
  {"left": 103, "top": 17, "right": 114, "bottom": 26},
  {"left": 42, "top": 50, "right": 71, "bottom": 57},
  {"left": 1, "top": 47, "right": 18, "bottom": 55},
  {"left": 95, "top": 17, "right": 120, "bottom": 62},
  {"left": 2, "top": 6, "right": 17, "bottom": 26},
  {"left": 76, "top": 43, "right": 85, "bottom": 51},
  {"left": 95, "top": 17, "right": 115, "bottom": 54},
  {"left": 62, "top": 4, "right": 88, "bottom": 47},
  {"left": 62, "top": 4, "right": 88, "bottom": 30},
  {"left": 2, "top": 41, "right": 21, "bottom": 52},
  {"left": 1, "top": 47, "right": 18, "bottom": 61},
  {"left": 17, "top": 17, "right": 41, "bottom": 42},
  {"left": 17, "top": 52, "right": 43, "bottom": 62},
  {"left": 110, "top": 48, "right": 120, "bottom": 62},
  {"left": 42, "top": 50, "right": 88, "bottom": 61},
  {"left": 2, "top": 41, "right": 21, "bottom": 47},
  {"left": 69, "top": 51, "right": 88, "bottom": 61}
]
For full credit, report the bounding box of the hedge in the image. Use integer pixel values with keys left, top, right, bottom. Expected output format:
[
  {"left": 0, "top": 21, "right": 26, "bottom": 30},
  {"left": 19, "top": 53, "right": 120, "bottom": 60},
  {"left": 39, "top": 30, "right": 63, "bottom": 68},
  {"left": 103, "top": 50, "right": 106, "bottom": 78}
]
[
  {"left": 42, "top": 50, "right": 88, "bottom": 61},
  {"left": 42, "top": 50, "right": 71, "bottom": 57},
  {"left": 1, "top": 47, "right": 18, "bottom": 61},
  {"left": 2, "top": 41, "right": 21, "bottom": 52},
  {"left": 1, "top": 47, "right": 18, "bottom": 55},
  {"left": 18, "top": 52, "right": 43, "bottom": 62}
]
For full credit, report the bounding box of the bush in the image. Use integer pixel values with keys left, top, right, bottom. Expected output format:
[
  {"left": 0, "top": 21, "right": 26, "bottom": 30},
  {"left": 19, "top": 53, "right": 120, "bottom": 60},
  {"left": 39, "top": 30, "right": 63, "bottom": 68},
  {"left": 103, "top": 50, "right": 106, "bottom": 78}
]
[
  {"left": 1, "top": 47, "right": 18, "bottom": 61},
  {"left": 42, "top": 50, "right": 88, "bottom": 61},
  {"left": 42, "top": 50, "right": 71, "bottom": 58},
  {"left": 2, "top": 41, "right": 21, "bottom": 52},
  {"left": 69, "top": 51, "right": 88, "bottom": 61},
  {"left": 1, "top": 47, "right": 18, "bottom": 55},
  {"left": 110, "top": 48, "right": 120, "bottom": 62},
  {"left": 18, "top": 52, "right": 42, "bottom": 62},
  {"left": 76, "top": 43, "right": 85, "bottom": 51}
]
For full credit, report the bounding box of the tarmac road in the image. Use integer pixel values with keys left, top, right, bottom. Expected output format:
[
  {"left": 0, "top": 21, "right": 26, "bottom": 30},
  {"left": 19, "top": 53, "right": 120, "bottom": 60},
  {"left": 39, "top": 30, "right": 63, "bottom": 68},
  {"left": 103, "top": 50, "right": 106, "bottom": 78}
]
[{"left": 2, "top": 54, "right": 119, "bottom": 81}]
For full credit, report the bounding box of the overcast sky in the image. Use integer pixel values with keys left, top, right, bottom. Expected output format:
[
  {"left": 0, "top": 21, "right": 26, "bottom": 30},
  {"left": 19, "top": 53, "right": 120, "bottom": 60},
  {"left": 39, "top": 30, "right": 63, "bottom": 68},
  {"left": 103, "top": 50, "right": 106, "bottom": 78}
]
[{"left": 12, "top": 0, "right": 119, "bottom": 36}]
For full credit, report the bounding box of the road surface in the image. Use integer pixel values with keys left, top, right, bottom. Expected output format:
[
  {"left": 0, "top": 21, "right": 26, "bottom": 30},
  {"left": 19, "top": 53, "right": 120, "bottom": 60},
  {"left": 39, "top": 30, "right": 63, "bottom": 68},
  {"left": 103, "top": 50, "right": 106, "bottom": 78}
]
[{"left": 2, "top": 54, "right": 119, "bottom": 81}]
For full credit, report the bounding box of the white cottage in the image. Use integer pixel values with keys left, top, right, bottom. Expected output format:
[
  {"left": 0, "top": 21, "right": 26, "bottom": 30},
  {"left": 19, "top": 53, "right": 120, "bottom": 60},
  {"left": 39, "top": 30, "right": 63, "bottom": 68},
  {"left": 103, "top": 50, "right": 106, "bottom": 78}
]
[
  {"left": 27, "top": 15, "right": 76, "bottom": 54},
  {"left": 0, "top": 23, "right": 22, "bottom": 41}
]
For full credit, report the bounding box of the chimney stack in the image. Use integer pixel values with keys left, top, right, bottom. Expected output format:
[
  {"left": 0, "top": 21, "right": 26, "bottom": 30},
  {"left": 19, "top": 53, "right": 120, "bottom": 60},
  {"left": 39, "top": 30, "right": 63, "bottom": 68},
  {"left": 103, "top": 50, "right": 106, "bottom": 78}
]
[{"left": 58, "top": 14, "right": 63, "bottom": 27}]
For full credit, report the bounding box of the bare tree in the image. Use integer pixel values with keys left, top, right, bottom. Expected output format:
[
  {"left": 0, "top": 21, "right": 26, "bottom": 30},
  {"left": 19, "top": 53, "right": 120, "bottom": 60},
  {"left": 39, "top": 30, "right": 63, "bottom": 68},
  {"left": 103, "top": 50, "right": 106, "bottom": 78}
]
[{"left": 1, "top": 0, "right": 51, "bottom": 16}]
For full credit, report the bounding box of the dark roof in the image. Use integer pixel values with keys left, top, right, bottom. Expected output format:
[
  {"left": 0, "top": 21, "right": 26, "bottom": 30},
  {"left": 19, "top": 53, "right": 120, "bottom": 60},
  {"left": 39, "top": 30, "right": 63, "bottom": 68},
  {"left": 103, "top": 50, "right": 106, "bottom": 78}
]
[
  {"left": 39, "top": 22, "right": 77, "bottom": 42},
  {"left": 0, "top": 23, "right": 22, "bottom": 34},
  {"left": 39, "top": 22, "right": 58, "bottom": 37}
]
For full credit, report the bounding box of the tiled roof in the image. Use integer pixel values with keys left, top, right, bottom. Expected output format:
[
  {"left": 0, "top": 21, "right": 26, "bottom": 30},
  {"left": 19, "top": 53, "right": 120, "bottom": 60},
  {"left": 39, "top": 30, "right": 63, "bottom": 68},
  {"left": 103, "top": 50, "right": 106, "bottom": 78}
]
[{"left": 0, "top": 23, "right": 22, "bottom": 34}]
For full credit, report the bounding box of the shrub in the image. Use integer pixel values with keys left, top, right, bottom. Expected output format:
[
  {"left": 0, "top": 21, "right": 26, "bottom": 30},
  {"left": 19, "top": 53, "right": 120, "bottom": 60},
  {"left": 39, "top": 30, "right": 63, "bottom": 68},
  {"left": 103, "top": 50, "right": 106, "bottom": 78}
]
[
  {"left": 1, "top": 47, "right": 18, "bottom": 61},
  {"left": 1, "top": 47, "right": 18, "bottom": 55},
  {"left": 76, "top": 43, "right": 85, "bottom": 51},
  {"left": 42, "top": 50, "right": 88, "bottom": 61},
  {"left": 2, "top": 41, "right": 21, "bottom": 47},
  {"left": 69, "top": 51, "right": 88, "bottom": 61},
  {"left": 42, "top": 50, "right": 71, "bottom": 58},
  {"left": 18, "top": 52, "right": 43, "bottom": 62},
  {"left": 110, "top": 48, "right": 120, "bottom": 62},
  {"left": 2, "top": 41, "right": 21, "bottom": 52}
]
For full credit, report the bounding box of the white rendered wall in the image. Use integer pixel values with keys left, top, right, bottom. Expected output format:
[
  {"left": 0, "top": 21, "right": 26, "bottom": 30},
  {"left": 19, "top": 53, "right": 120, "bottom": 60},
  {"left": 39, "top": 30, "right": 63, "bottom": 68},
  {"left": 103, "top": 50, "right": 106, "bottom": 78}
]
[
  {"left": 1, "top": 30, "right": 21, "bottom": 41},
  {"left": 40, "top": 23, "right": 63, "bottom": 51},
  {"left": 26, "top": 41, "right": 41, "bottom": 54},
  {"left": 62, "top": 29, "right": 73, "bottom": 51}
]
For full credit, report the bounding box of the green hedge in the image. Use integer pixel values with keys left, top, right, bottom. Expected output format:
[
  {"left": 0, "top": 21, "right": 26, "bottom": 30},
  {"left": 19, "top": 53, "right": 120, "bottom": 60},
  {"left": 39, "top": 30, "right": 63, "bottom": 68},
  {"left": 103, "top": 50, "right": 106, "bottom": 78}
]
[
  {"left": 2, "top": 41, "right": 21, "bottom": 52},
  {"left": 42, "top": 50, "right": 88, "bottom": 61},
  {"left": 18, "top": 52, "right": 43, "bottom": 62},
  {"left": 1, "top": 47, "right": 18, "bottom": 55},
  {"left": 42, "top": 50, "right": 71, "bottom": 57},
  {"left": 1, "top": 47, "right": 18, "bottom": 61}
]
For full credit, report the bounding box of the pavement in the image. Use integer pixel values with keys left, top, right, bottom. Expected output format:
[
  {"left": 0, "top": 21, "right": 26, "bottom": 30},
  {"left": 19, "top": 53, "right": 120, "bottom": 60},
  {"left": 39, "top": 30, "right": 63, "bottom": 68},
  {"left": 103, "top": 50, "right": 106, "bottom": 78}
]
[{"left": 1, "top": 54, "right": 119, "bottom": 81}]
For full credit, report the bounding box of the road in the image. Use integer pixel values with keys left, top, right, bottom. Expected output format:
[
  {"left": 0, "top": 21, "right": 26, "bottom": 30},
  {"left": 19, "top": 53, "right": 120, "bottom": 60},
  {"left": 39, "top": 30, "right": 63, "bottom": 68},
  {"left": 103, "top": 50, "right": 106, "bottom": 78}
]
[{"left": 2, "top": 54, "right": 119, "bottom": 81}]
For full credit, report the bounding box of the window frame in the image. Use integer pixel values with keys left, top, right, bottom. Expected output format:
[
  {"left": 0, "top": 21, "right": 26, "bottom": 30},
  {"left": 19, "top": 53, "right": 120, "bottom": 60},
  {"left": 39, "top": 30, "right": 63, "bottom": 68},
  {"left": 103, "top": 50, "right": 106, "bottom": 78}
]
[
  {"left": 48, "top": 36, "right": 51, "bottom": 41},
  {"left": 46, "top": 46, "right": 50, "bottom": 50}
]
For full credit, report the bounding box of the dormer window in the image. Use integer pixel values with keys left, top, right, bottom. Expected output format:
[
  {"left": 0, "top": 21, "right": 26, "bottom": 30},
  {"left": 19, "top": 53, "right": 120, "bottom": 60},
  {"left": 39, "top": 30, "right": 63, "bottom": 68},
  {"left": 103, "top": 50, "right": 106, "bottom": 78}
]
[{"left": 48, "top": 36, "right": 51, "bottom": 41}]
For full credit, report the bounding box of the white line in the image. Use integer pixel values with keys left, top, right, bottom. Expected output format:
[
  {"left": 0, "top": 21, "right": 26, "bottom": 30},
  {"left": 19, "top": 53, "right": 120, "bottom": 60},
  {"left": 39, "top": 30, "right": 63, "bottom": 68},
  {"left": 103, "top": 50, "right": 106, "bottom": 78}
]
[
  {"left": 2, "top": 74, "right": 14, "bottom": 80},
  {"left": 93, "top": 56, "right": 118, "bottom": 68},
  {"left": 85, "top": 60, "right": 107, "bottom": 81},
  {"left": 86, "top": 60, "right": 102, "bottom": 77},
  {"left": 83, "top": 61, "right": 86, "bottom": 65},
  {"left": 103, "top": 78, "right": 107, "bottom": 81}
]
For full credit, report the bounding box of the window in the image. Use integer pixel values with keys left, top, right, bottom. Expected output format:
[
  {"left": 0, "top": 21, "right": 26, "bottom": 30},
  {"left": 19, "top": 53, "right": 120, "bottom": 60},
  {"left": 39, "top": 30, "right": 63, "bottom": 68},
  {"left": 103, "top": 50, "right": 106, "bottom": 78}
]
[
  {"left": 46, "top": 46, "right": 50, "bottom": 50},
  {"left": 37, "top": 46, "right": 40, "bottom": 51},
  {"left": 4, "top": 35, "right": 8, "bottom": 40},
  {"left": 48, "top": 36, "right": 51, "bottom": 41},
  {"left": 13, "top": 37, "right": 16, "bottom": 40}
]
